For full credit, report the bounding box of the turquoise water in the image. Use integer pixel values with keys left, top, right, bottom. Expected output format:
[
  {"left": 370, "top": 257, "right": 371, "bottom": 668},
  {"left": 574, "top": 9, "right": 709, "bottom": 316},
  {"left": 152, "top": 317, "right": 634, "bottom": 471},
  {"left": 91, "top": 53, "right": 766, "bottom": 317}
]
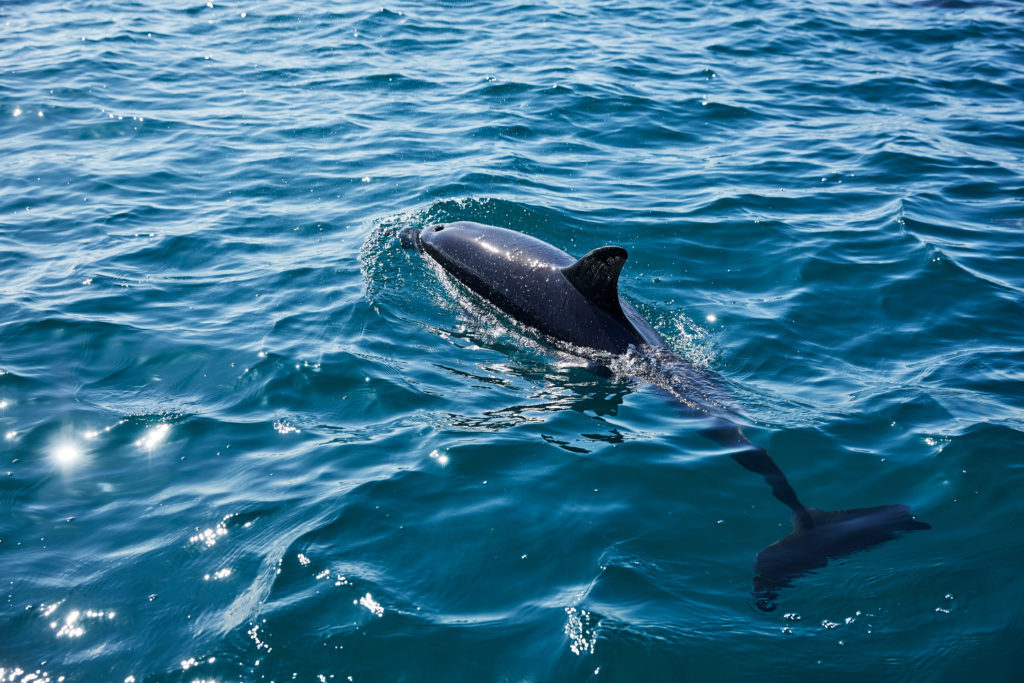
[{"left": 2, "top": 0, "right": 1023, "bottom": 680}]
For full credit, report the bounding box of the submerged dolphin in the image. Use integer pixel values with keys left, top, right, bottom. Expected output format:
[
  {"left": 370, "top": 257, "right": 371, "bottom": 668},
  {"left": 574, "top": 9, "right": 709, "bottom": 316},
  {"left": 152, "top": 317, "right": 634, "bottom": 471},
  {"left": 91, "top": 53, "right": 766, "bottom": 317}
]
[{"left": 399, "top": 221, "right": 929, "bottom": 609}]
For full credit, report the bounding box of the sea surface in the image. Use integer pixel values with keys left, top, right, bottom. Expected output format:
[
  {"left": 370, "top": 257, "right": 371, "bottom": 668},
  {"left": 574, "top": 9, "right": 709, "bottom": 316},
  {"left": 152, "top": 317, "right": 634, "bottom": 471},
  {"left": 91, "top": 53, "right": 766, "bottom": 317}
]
[{"left": 2, "top": 0, "right": 1023, "bottom": 681}]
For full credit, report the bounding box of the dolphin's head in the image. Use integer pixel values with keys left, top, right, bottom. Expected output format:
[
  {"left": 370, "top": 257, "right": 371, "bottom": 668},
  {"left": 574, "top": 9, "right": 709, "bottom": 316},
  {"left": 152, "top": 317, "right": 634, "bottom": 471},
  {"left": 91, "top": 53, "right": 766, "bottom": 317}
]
[
  {"left": 397, "top": 223, "right": 467, "bottom": 263},
  {"left": 417, "top": 222, "right": 481, "bottom": 253},
  {"left": 398, "top": 223, "right": 462, "bottom": 255},
  {"left": 418, "top": 222, "right": 455, "bottom": 251},
  {"left": 398, "top": 225, "right": 423, "bottom": 251},
  {"left": 399, "top": 222, "right": 544, "bottom": 277}
]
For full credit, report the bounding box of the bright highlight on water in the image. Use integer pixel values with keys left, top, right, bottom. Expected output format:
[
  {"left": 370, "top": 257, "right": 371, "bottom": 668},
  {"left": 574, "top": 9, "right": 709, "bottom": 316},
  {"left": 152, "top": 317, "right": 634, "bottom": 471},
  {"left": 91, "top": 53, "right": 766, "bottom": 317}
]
[{"left": 51, "top": 441, "right": 84, "bottom": 469}]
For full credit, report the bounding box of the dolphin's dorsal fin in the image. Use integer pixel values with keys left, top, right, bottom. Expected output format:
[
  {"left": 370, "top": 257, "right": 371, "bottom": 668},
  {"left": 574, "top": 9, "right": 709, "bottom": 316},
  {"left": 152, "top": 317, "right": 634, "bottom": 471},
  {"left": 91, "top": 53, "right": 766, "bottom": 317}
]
[{"left": 560, "top": 246, "right": 628, "bottom": 319}]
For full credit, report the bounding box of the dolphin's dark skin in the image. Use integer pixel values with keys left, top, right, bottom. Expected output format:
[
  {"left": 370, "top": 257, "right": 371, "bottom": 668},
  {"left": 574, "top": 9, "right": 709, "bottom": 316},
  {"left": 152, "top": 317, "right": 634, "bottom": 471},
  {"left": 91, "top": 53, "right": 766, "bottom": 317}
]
[{"left": 400, "top": 221, "right": 929, "bottom": 609}]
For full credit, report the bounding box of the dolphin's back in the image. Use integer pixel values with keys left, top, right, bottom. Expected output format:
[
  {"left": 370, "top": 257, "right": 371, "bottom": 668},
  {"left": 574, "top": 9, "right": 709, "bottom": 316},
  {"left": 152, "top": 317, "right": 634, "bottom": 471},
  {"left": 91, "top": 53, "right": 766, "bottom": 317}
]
[{"left": 417, "top": 222, "right": 663, "bottom": 354}]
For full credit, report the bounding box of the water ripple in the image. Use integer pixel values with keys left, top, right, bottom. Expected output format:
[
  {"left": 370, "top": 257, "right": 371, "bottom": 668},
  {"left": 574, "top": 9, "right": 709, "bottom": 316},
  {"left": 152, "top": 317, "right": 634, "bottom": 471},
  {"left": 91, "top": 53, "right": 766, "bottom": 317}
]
[{"left": 2, "top": 0, "right": 1023, "bottom": 680}]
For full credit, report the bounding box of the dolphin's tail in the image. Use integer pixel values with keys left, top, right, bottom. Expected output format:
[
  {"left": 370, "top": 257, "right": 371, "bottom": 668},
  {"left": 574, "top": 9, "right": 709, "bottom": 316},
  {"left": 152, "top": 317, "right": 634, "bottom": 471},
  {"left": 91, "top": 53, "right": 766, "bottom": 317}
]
[
  {"left": 751, "top": 504, "right": 931, "bottom": 611},
  {"left": 695, "top": 419, "right": 930, "bottom": 609}
]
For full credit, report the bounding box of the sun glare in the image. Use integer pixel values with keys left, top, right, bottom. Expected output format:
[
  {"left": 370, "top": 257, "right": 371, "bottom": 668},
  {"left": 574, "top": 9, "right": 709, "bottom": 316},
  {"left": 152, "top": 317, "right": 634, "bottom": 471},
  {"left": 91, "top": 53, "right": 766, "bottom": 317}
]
[
  {"left": 53, "top": 441, "right": 83, "bottom": 468},
  {"left": 136, "top": 423, "right": 170, "bottom": 451}
]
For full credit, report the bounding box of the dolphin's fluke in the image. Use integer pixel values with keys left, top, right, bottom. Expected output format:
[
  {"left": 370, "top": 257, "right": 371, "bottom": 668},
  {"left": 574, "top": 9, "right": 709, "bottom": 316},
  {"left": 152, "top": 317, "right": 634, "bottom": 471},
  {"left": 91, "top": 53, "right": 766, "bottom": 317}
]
[{"left": 751, "top": 504, "right": 930, "bottom": 611}]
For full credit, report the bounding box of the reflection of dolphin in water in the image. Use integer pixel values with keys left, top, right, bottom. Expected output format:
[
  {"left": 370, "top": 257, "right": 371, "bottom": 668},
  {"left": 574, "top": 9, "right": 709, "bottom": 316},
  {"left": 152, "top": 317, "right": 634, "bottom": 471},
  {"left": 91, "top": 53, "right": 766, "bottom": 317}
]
[{"left": 399, "top": 221, "right": 929, "bottom": 609}]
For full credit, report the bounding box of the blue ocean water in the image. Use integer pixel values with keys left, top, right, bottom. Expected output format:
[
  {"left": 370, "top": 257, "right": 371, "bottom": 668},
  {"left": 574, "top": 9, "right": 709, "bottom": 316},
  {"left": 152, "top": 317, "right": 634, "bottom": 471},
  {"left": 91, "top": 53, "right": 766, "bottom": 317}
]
[{"left": 2, "top": 0, "right": 1024, "bottom": 680}]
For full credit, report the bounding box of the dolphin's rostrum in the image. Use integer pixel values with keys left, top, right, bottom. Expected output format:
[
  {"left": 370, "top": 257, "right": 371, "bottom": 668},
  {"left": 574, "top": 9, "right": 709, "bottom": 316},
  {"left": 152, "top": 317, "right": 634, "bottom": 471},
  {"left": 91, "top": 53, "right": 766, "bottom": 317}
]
[{"left": 400, "top": 220, "right": 929, "bottom": 609}]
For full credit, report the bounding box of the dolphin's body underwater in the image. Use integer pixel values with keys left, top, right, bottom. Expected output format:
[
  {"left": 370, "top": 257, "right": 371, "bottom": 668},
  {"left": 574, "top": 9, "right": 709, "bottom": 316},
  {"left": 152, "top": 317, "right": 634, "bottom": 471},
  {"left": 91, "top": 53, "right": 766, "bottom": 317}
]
[{"left": 399, "top": 221, "right": 929, "bottom": 609}]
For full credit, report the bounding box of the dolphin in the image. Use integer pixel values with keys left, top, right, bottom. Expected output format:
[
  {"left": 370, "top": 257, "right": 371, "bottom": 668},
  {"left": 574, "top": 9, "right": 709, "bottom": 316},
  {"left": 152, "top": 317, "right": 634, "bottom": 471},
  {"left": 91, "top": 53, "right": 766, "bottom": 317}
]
[{"left": 399, "top": 220, "right": 929, "bottom": 609}]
